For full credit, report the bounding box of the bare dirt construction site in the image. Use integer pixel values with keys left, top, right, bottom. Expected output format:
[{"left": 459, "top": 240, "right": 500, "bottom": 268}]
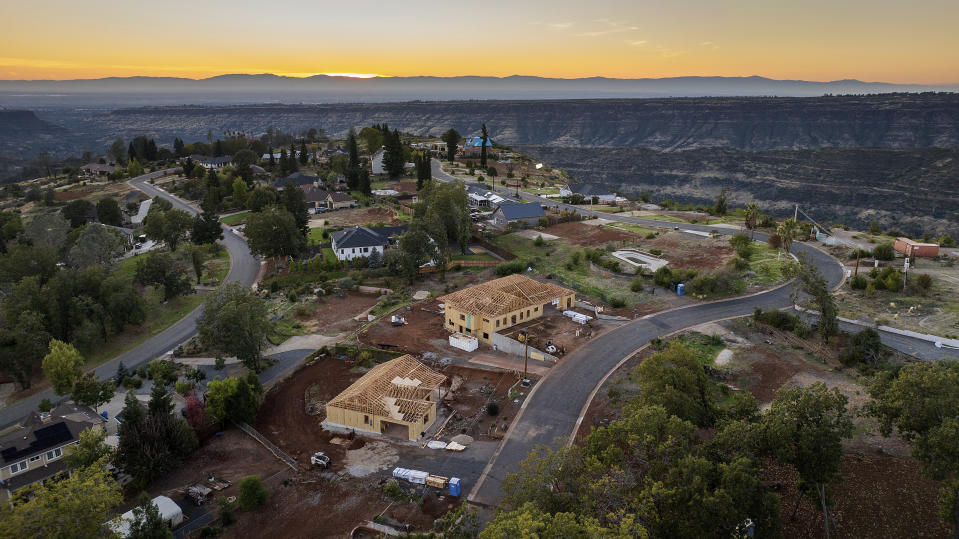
[
  {"left": 573, "top": 319, "right": 946, "bottom": 537},
  {"left": 545, "top": 221, "right": 638, "bottom": 246},
  {"left": 642, "top": 231, "right": 736, "bottom": 270},
  {"left": 319, "top": 207, "right": 403, "bottom": 227},
  {"left": 293, "top": 291, "right": 383, "bottom": 336},
  {"left": 360, "top": 299, "right": 453, "bottom": 356}
]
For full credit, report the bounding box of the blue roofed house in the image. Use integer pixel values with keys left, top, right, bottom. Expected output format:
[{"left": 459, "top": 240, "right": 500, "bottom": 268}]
[
  {"left": 462, "top": 136, "right": 493, "bottom": 157},
  {"left": 559, "top": 183, "right": 616, "bottom": 203},
  {"left": 491, "top": 202, "right": 546, "bottom": 229}
]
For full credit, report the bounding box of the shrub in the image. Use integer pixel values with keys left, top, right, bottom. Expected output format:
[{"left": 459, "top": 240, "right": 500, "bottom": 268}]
[
  {"left": 175, "top": 380, "right": 193, "bottom": 395},
  {"left": 122, "top": 376, "right": 142, "bottom": 389},
  {"left": 238, "top": 476, "right": 268, "bottom": 511},
  {"left": 486, "top": 402, "right": 499, "bottom": 416},
  {"left": 729, "top": 256, "right": 750, "bottom": 271},
  {"left": 849, "top": 274, "right": 868, "bottom": 290},
  {"left": 609, "top": 297, "right": 627, "bottom": 308},
  {"left": 39, "top": 398, "right": 53, "bottom": 412},
  {"left": 286, "top": 290, "right": 297, "bottom": 302},
  {"left": 495, "top": 260, "right": 526, "bottom": 277},
  {"left": 688, "top": 268, "right": 741, "bottom": 297},
  {"left": 645, "top": 232, "right": 656, "bottom": 239},
  {"left": 630, "top": 276, "right": 646, "bottom": 292},
  {"left": 883, "top": 272, "right": 901, "bottom": 292},
  {"left": 729, "top": 232, "right": 753, "bottom": 259},
  {"left": 753, "top": 308, "right": 799, "bottom": 331},
  {"left": 649, "top": 248, "right": 662, "bottom": 256},
  {"left": 767, "top": 234, "right": 782, "bottom": 249},
  {"left": 214, "top": 357, "right": 226, "bottom": 370},
  {"left": 382, "top": 480, "right": 406, "bottom": 501},
  {"left": 916, "top": 273, "right": 933, "bottom": 291},
  {"left": 217, "top": 497, "right": 237, "bottom": 526},
  {"left": 533, "top": 234, "right": 544, "bottom": 247},
  {"left": 872, "top": 242, "right": 895, "bottom": 261},
  {"left": 148, "top": 359, "right": 178, "bottom": 386}
]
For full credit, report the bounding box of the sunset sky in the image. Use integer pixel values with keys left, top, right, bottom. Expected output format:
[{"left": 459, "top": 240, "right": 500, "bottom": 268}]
[{"left": 2, "top": 0, "right": 958, "bottom": 83}]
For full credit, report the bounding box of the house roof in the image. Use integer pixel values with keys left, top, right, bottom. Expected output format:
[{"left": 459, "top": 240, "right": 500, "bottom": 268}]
[
  {"left": 437, "top": 274, "right": 573, "bottom": 319},
  {"left": 565, "top": 184, "right": 613, "bottom": 197},
  {"left": 332, "top": 226, "right": 391, "bottom": 249},
  {"left": 274, "top": 172, "right": 319, "bottom": 188},
  {"left": 463, "top": 136, "right": 493, "bottom": 148},
  {"left": 327, "top": 355, "right": 446, "bottom": 424},
  {"left": 494, "top": 202, "right": 545, "bottom": 220},
  {"left": 303, "top": 188, "right": 332, "bottom": 203},
  {"left": 201, "top": 156, "right": 232, "bottom": 166},
  {"left": 329, "top": 192, "right": 355, "bottom": 203},
  {"left": 0, "top": 403, "right": 102, "bottom": 464}
]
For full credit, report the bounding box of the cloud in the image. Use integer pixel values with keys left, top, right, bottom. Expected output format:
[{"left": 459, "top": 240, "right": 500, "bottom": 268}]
[
  {"left": 574, "top": 21, "right": 639, "bottom": 37},
  {"left": 701, "top": 41, "right": 719, "bottom": 50},
  {"left": 629, "top": 40, "right": 648, "bottom": 46},
  {"left": 655, "top": 46, "right": 687, "bottom": 58},
  {"left": 531, "top": 21, "right": 574, "bottom": 30}
]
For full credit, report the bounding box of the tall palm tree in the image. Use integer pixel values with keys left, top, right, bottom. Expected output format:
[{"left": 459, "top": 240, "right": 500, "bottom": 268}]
[{"left": 777, "top": 218, "right": 799, "bottom": 253}]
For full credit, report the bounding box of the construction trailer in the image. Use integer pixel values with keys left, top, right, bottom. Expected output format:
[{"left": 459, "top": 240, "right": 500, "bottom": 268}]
[
  {"left": 894, "top": 237, "right": 940, "bottom": 258},
  {"left": 437, "top": 274, "right": 575, "bottom": 344},
  {"left": 325, "top": 355, "right": 447, "bottom": 441}
]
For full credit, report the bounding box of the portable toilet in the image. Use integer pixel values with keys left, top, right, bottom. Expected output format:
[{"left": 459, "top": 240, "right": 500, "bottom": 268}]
[
  {"left": 449, "top": 477, "right": 461, "bottom": 497},
  {"left": 676, "top": 283, "right": 686, "bottom": 296}
]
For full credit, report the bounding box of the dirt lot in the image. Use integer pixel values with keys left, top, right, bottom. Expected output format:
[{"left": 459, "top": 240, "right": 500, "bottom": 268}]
[
  {"left": 443, "top": 366, "right": 522, "bottom": 442},
  {"left": 765, "top": 455, "right": 950, "bottom": 539},
  {"left": 498, "top": 309, "right": 602, "bottom": 356},
  {"left": 148, "top": 428, "right": 289, "bottom": 502},
  {"left": 546, "top": 221, "right": 638, "bottom": 246},
  {"left": 320, "top": 207, "right": 402, "bottom": 227},
  {"left": 293, "top": 291, "right": 383, "bottom": 336},
  {"left": 643, "top": 231, "right": 736, "bottom": 270},
  {"left": 360, "top": 299, "right": 452, "bottom": 355}
]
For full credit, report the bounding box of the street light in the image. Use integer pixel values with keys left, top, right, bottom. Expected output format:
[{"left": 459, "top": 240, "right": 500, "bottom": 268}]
[{"left": 520, "top": 329, "right": 531, "bottom": 387}]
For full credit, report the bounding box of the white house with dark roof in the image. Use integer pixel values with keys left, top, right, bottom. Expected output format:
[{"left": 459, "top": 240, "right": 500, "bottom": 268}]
[
  {"left": 559, "top": 183, "right": 616, "bottom": 202},
  {"left": 199, "top": 155, "right": 233, "bottom": 170},
  {"left": 330, "top": 226, "right": 407, "bottom": 261},
  {"left": 491, "top": 202, "right": 546, "bottom": 228}
]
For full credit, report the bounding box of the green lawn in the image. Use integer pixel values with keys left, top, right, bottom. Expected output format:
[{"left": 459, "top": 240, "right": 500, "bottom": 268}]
[
  {"left": 220, "top": 211, "right": 251, "bottom": 225},
  {"left": 309, "top": 227, "right": 328, "bottom": 243},
  {"left": 205, "top": 248, "right": 231, "bottom": 284},
  {"left": 322, "top": 247, "right": 336, "bottom": 261},
  {"left": 672, "top": 332, "right": 726, "bottom": 365},
  {"left": 451, "top": 253, "right": 498, "bottom": 261},
  {"left": 746, "top": 241, "right": 792, "bottom": 284}
]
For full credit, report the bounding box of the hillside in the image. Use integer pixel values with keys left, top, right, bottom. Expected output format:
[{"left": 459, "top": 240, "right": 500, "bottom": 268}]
[{"left": 521, "top": 145, "right": 959, "bottom": 236}]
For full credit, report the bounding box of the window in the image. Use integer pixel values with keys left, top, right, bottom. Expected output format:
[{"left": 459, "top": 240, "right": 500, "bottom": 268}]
[
  {"left": 364, "top": 415, "right": 370, "bottom": 425},
  {"left": 495, "top": 320, "right": 500, "bottom": 328},
  {"left": 527, "top": 309, "right": 531, "bottom": 317},
  {"left": 483, "top": 332, "right": 489, "bottom": 339},
  {"left": 46, "top": 447, "right": 62, "bottom": 461},
  {"left": 29, "top": 455, "right": 41, "bottom": 463},
  {"left": 10, "top": 460, "right": 28, "bottom": 474},
  {"left": 424, "top": 414, "right": 429, "bottom": 424},
  {"left": 448, "top": 319, "right": 454, "bottom": 326},
  {"left": 534, "top": 306, "right": 539, "bottom": 312},
  {"left": 482, "top": 318, "right": 489, "bottom": 323},
  {"left": 459, "top": 314, "right": 465, "bottom": 321},
  {"left": 363, "top": 247, "right": 369, "bottom": 253}
]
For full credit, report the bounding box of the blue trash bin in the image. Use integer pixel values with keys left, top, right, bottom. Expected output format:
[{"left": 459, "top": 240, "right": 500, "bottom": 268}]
[
  {"left": 677, "top": 283, "right": 686, "bottom": 296},
  {"left": 449, "top": 477, "right": 461, "bottom": 496}
]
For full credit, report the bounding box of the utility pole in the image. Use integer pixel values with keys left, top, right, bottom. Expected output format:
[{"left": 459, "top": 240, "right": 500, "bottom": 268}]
[
  {"left": 794, "top": 204, "right": 798, "bottom": 222},
  {"left": 520, "top": 329, "right": 530, "bottom": 387}
]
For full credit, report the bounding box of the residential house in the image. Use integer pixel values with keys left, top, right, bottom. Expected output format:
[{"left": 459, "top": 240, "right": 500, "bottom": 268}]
[
  {"left": 559, "top": 183, "right": 616, "bottom": 203},
  {"left": 370, "top": 149, "right": 386, "bottom": 175},
  {"left": 437, "top": 274, "right": 575, "bottom": 344},
  {"left": 0, "top": 403, "right": 105, "bottom": 503},
  {"left": 490, "top": 202, "right": 545, "bottom": 228},
  {"left": 461, "top": 136, "right": 493, "bottom": 157},
  {"left": 80, "top": 163, "right": 115, "bottom": 178},
  {"left": 303, "top": 187, "right": 356, "bottom": 211},
  {"left": 325, "top": 355, "right": 447, "bottom": 441},
  {"left": 273, "top": 172, "right": 320, "bottom": 191},
  {"left": 330, "top": 225, "right": 406, "bottom": 261},
  {"left": 199, "top": 156, "right": 233, "bottom": 170}
]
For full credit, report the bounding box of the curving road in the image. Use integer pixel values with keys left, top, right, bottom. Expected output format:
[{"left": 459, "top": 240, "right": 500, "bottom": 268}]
[
  {"left": 430, "top": 161, "right": 950, "bottom": 506},
  {"left": 0, "top": 170, "right": 260, "bottom": 428}
]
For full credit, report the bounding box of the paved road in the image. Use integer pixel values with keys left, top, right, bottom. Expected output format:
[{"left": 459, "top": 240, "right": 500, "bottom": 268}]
[
  {"left": 439, "top": 163, "right": 956, "bottom": 506},
  {"left": 0, "top": 170, "right": 261, "bottom": 428}
]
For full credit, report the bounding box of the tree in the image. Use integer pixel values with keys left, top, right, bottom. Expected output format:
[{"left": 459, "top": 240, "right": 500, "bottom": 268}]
[
  {"left": 0, "top": 456, "right": 122, "bottom": 539},
  {"left": 143, "top": 209, "right": 192, "bottom": 252},
  {"left": 198, "top": 283, "right": 271, "bottom": 372},
  {"left": 776, "top": 218, "right": 799, "bottom": 253},
  {"left": 42, "top": 339, "right": 85, "bottom": 395},
  {"left": 232, "top": 149, "right": 257, "bottom": 181},
  {"left": 65, "top": 427, "right": 115, "bottom": 469},
  {"left": 347, "top": 128, "right": 360, "bottom": 170},
  {"left": 359, "top": 126, "right": 384, "bottom": 154},
  {"left": 795, "top": 253, "right": 838, "bottom": 342},
  {"left": 205, "top": 374, "right": 261, "bottom": 424},
  {"left": 395, "top": 225, "right": 439, "bottom": 283},
  {"left": 110, "top": 138, "right": 127, "bottom": 163},
  {"left": 0, "top": 244, "right": 59, "bottom": 285},
  {"left": 71, "top": 372, "right": 115, "bottom": 412},
  {"left": 231, "top": 177, "right": 249, "bottom": 208},
  {"left": 299, "top": 142, "right": 309, "bottom": 165},
  {"left": 127, "top": 158, "right": 144, "bottom": 177},
  {"left": 246, "top": 186, "right": 277, "bottom": 212},
  {"left": 282, "top": 185, "right": 310, "bottom": 237},
  {"left": 62, "top": 199, "right": 95, "bottom": 228},
  {"left": 96, "top": 197, "right": 123, "bottom": 226},
  {"left": 127, "top": 492, "right": 174, "bottom": 539},
  {"left": 481, "top": 502, "right": 645, "bottom": 538},
  {"left": 67, "top": 223, "right": 127, "bottom": 268},
  {"left": 382, "top": 129, "right": 406, "bottom": 178},
  {"left": 480, "top": 123, "right": 489, "bottom": 168},
  {"left": 24, "top": 212, "right": 70, "bottom": 248},
  {"left": 238, "top": 476, "right": 268, "bottom": 511},
  {"left": 712, "top": 188, "right": 728, "bottom": 216},
  {"left": 1, "top": 310, "right": 51, "bottom": 389},
  {"left": 872, "top": 242, "right": 895, "bottom": 261},
  {"left": 442, "top": 128, "right": 461, "bottom": 162},
  {"left": 135, "top": 251, "right": 193, "bottom": 300},
  {"left": 632, "top": 342, "right": 715, "bottom": 426},
  {"left": 192, "top": 207, "right": 223, "bottom": 245},
  {"left": 762, "top": 383, "right": 853, "bottom": 531},
  {"left": 116, "top": 389, "right": 198, "bottom": 489},
  {"left": 868, "top": 360, "right": 959, "bottom": 530},
  {"left": 744, "top": 203, "right": 761, "bottom": 233},
  {"left": 187, "top": 244, "right": 208, "bottom": 281},
  {"left": 245, "top": 207, "right": 306, "bottom": 263}
]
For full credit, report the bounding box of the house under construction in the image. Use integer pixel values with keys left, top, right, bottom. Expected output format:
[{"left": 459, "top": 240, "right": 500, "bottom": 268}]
[
  {"left": 437, "top": 273, "right": 575, "bottom": 344},
  {"left": 325, "top": 355, "right": 447, "bottom": 441}
]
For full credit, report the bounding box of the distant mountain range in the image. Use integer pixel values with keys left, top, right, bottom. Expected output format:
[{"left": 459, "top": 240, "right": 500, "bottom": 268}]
[{"left": 1, "top": 74, "right": 957, "bottom": 108}]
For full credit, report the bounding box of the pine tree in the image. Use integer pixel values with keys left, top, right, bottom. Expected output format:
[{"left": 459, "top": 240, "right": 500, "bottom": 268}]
[
  {"left": 347, "top": 128, "right": 360, "bottom": 170},
  {"left": 299, "top": 142, "right": 309, "bottom": 165},
  {"left": 480, "top": 123, "right": 489, "bottom": 168},
  {"left": 268, "top": 147, "right": 276, "bottom": 168}
]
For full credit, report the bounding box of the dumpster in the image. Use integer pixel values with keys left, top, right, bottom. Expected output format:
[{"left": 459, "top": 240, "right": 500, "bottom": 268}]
[{"left": 449, "top": 477, "right": 462, "bottom": 496}]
